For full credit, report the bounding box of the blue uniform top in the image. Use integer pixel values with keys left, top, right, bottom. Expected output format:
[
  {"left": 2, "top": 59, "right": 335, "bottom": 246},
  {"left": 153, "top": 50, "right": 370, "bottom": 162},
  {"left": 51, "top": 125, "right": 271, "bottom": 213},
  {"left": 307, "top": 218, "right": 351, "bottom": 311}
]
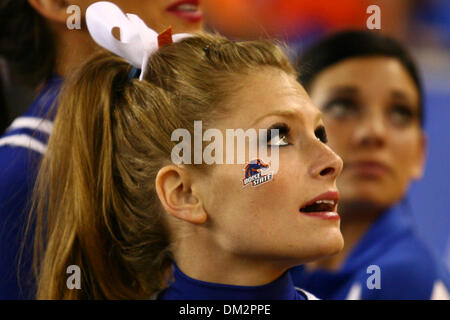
[
  {"left": 290, "top": 203, "right": 450, "bottom": 300},
  {"left": 0, "top": 76, "right": 62, "bottom": 299},
  {"left": 159, "top": 263, "right": 316, "bottom": 300}
]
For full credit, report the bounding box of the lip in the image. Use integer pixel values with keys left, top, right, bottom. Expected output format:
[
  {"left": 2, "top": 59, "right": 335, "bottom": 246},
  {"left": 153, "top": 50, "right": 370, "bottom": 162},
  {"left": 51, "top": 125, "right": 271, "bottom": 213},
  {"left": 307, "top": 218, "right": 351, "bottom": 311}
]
[
  {"left": 299, "top": 190, "right": 340, "bottom": 220},
  {"left": 345, "top": 160, "right": 391, "bottom": 177},
  {"left": 166, "top": 0, "right": 203, "bottom": 23}
]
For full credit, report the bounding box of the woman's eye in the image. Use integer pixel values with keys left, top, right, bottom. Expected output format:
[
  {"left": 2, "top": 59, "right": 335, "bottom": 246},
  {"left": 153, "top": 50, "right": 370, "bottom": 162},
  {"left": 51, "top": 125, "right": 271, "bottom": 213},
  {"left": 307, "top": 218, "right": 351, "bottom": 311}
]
[
  {"left": 389, "top": 105, "right": 414, "bottom": 127},
  {"left": 323, "top": 98, "right": 357, "bottom": 119},
  {"left": 267, "top": 123, "right": 290, "bottom": 147},
  {"left": 314, "top": 125, "right": 328, "bottom": 144},
  {"left": 268, "top": 134, "right": 289, "bottom": 146}
]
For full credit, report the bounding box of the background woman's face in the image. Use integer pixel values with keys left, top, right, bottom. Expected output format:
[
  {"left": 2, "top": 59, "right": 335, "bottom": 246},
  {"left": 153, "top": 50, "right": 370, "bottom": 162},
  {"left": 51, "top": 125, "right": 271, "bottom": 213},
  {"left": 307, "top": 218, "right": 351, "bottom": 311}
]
[
  {"left": 308, "top": 57, "right": 425, "bottom": 211},
  {"left": 193, "top": 68, "right": 344, "bottom": 267},
  {"left": 81, "top": 0, "right": 204, "bottom": 33}
]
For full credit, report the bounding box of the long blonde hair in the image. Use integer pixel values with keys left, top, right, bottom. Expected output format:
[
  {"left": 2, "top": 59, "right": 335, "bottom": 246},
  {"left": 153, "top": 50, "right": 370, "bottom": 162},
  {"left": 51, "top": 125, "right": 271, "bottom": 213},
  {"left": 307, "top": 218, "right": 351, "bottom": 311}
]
[{"left": 32, "top": 33, "right": 296, "bottom": 299}]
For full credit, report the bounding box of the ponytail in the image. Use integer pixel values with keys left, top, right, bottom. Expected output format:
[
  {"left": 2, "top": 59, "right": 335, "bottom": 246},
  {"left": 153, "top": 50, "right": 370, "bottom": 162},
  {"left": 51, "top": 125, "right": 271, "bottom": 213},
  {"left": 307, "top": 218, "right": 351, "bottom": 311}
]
[{"left": 33, "top": 52, "right": 172, "bottom": 299}]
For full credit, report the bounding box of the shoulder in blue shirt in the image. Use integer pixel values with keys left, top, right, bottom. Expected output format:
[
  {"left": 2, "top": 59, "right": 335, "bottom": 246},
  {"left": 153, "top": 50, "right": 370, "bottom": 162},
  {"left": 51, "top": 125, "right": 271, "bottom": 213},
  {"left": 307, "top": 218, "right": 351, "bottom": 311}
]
[
  {"left": 0, "top": 75, "right": 62, "bottom": 299},
  {"left": 290, "top": 203, "right": 450, "bottom": 300}
]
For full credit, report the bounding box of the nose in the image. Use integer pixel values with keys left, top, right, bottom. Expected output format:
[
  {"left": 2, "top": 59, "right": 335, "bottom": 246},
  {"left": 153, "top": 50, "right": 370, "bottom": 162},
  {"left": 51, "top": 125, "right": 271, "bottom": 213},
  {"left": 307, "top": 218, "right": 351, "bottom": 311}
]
[
  {"left": 353, "top": 106, "right": 386, "bottom": 148},
  {"left": 310, "top": 143, "right": 343, "bottom": 180}
]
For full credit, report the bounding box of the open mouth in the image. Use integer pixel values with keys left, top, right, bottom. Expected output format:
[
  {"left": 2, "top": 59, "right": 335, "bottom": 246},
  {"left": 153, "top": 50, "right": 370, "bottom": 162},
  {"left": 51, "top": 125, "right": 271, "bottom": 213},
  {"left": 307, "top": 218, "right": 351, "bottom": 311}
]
[
  {"left": 300, "top": 199, "right": 337, "bottom": 213},
  {"left": 166, "top": 0, "right": 203, "bottom": 23},
  {"left": 299, "top": 191, "right": 339, "bottom": 220}
]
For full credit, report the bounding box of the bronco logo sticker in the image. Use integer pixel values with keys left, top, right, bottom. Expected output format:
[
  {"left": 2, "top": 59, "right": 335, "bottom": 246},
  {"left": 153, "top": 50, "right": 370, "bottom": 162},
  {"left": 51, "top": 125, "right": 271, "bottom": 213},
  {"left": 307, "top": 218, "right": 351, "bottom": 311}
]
[{"left": 243, "top": 159, "right": 273, "bottom": 187}]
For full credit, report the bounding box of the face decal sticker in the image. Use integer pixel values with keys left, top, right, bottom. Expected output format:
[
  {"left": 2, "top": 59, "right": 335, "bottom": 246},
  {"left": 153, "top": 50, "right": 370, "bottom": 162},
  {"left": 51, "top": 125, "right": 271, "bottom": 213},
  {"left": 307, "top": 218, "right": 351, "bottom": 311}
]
[{"left": 242, "top": 159, "right": 273, "bottom": 187}]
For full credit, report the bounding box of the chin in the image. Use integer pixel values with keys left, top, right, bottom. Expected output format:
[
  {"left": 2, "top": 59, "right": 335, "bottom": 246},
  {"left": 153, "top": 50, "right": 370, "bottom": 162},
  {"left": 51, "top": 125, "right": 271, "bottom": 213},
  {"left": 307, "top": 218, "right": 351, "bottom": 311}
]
[
  {"left": 316, "top": 230, "right": 344, "bottom": 258},
  {"left": 295, "top": 230, "right": 344, "bottom": 264}
]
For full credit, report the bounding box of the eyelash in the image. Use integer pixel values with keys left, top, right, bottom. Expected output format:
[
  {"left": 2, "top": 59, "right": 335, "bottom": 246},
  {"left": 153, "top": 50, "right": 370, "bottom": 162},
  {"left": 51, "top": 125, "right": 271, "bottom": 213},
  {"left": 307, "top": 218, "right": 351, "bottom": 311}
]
[
  {"left": 324, "top": 97, "right": 356, "bottom": 109},
  {"left": 323, "top": 98, "right": 416, "bottom": 125},
  {"left": 315, "top": 126, "right": 328, "bottom": 144},
  {"left": 322, "top": 98, "right": 357, "bottom": 118},
  {"left": 266, "top": 123, "right": 328, "bottom": 146},
  {"left": 391, "top": 105, "right": 413, "bottom": 117},
  {"left": 267, "top": 123, "right": 290, "bottom": 146}
]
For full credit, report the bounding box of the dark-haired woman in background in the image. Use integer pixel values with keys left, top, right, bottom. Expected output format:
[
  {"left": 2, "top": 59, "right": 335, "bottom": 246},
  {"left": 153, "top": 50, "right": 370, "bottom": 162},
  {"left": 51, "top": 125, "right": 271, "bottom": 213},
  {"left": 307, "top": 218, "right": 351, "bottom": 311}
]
[
  {"left": 0, "top": 0, "right": 204, "bottom": 299},
  {"left": 290, "top": 30, "right": 450, "bottom": 300}
]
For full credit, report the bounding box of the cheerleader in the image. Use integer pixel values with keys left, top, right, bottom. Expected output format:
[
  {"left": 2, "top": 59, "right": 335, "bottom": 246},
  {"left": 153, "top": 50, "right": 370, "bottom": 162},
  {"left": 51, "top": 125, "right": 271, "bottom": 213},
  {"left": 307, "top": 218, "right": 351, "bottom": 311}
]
[{"left": 31, "top": 2, "right": 343, "bottom": 300}]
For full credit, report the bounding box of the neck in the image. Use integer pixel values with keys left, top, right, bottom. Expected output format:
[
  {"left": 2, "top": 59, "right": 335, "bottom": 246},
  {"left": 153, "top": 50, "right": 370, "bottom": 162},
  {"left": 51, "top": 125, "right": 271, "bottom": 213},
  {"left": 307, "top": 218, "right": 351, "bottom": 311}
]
[
  {"left": 307, "top": 202, "right": 384, "bottom": 271},
  {"left": 172, "top": 229, "right": 288, "bottom": 287}
]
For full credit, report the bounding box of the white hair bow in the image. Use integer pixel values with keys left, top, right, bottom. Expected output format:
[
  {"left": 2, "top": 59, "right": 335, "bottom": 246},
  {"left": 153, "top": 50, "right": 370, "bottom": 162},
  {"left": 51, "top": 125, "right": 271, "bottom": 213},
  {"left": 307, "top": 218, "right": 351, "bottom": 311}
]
[{"left": 86, "top": 1, "right": 193, "bottom": 80}]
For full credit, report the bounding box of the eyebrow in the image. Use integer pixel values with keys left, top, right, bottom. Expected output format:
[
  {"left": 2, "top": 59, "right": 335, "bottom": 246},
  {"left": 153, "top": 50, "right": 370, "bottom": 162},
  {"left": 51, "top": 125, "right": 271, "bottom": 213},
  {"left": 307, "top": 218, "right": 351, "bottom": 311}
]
[
  {"left": 328, "top": 86, "right": 418, "bottom": 107},
  {"left": 252, "top": 109, "right": 322, "bottom": 127},
  {"left": 391, "top": 90, "right": 414, "bottom": 105},
  {"left": 328, "top": 85, "right": 359, "bottom": 96},
  {"left": 253, "top": 109, "right": 297, "bottom": 124}
]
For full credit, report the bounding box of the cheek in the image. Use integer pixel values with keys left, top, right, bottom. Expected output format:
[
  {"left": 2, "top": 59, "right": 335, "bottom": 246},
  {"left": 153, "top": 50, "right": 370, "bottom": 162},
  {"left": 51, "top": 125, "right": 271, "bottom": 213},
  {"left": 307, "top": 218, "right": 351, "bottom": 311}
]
[
  {"left": 233, "top": 154, "right": 308, "bottom": 216},
  {"left": 389, "top": 130, "right": 423, "bottom": 181},
  {"left": 206, "top": 162, "right": 298, "bottom": 220},
  {"left": 203, "top": 159, "right": 304, "bottom": 237},
  {"left": 201, "top": 159, "right": 343, "bottom": 262}
]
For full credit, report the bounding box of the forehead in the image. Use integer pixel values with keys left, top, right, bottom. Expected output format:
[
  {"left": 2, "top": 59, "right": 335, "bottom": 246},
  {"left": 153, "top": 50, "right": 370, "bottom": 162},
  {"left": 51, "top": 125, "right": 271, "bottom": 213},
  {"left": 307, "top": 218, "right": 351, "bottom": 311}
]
[
  {"left": 310, "top": 57, "right": 420, "bottom": 105},
  {"left": 218, "top": 67, "right": 319, "bottom": 127}
]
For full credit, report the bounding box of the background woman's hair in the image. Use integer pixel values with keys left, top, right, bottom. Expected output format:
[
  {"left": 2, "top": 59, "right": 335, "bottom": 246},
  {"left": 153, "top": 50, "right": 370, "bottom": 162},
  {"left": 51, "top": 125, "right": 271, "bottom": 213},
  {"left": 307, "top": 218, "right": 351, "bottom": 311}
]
[
  {"left": 0, "top": 0, "right": 55, "bottom": 87},
  {"left": 296, "top": 30, "right": 425, "bottom": 127},
  {"left": 31, "top": 32, "right": 295, "bottom": 299},
  {"left": 0, "top": 75, "right": 10, "bottom": 133}
]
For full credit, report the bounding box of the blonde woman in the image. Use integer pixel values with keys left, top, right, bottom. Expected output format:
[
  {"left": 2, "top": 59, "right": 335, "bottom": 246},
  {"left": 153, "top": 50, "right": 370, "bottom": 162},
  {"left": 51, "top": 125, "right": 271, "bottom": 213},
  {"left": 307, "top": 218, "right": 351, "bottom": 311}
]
[{"left": 32, "top": 2, "right": 343, "bottom": 299}]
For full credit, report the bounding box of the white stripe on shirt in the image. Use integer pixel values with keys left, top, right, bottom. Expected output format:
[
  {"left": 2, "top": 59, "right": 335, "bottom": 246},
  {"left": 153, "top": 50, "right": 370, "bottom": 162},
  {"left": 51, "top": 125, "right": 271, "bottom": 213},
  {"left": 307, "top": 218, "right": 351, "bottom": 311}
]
[
  {"left": 295, "top": 286, "right": 320, "bottom": 300},
  {"left": 0, "top": 134, "right": 47, "bottom": 154},
  {"left": 345, "top": 283, "right": 362, "bottom": 300},
  {"left": 431, "top": 280, "right": 450, "bottom": 300},
  {"left": 7, "top": 117, "right": 53, "bottom": 135}
]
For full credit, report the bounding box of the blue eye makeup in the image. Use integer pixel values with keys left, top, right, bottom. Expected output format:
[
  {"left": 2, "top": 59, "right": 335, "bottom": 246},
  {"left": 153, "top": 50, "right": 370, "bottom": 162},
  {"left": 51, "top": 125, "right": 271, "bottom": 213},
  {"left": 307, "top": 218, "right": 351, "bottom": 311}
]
[
  {"left": 389, "top": 104, "right": 415, "bottom": 127},
  {"left": 322, "top": 97, "right": 358, "bottom": 119}
]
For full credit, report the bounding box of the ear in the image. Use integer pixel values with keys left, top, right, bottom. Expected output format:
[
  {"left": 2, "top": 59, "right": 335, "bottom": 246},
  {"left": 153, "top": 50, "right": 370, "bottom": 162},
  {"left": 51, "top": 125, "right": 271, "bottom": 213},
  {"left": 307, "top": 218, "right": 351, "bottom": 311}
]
[
  {"left": 411, "top": 131, "right": 427, "bottom": 180},
  {"left": 28, "top": 0, "right": 69, "bottom": 24},
  {"left": 155, "top": 165, "right": 207, "bottom": 224}
]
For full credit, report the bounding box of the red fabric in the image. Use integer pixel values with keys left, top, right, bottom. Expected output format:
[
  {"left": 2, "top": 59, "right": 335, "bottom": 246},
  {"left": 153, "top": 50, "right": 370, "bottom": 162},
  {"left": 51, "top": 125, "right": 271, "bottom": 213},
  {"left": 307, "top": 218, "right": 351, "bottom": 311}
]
[{"left": 158, "top": 26, "right": 173, "bottom": 48}]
